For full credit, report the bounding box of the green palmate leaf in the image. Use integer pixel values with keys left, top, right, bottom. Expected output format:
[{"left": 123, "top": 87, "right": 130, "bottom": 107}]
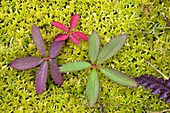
[
  {"left": 86, "top": 69, "right": 99, "bottom": 108},
  {"left": 88, "top": 30, "right": 100, "bottom": 63},
  {"left": 59, "top": 61, "right": 91, "bottom": 72},
  {"left": 100, "top": 67, "right": 137, "bottom": 87},
  {"left": 96, "top": 34, "right": 128, "bottom": 64}
]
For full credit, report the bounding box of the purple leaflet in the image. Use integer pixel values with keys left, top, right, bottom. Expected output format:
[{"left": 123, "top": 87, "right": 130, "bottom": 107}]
[
  {"left": 10, "top": 57, "right": 44, "bottom": 70},
  {"left": 49, "top": 38, "right": 63, "bottom": 59},
  {"left": 135, "top": 74, "right": 170, "bottom": 103},
  {"left": 49, "top": 59, "right": 63, "bottom": 85},
  {"left": 35, "top": 61, "right": 48, "bottom": 94},
  {"left": 32, "top": 24, "right": 46, "bottom": 57}
]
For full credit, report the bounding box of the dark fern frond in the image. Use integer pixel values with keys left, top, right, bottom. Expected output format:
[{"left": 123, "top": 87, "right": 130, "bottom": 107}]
[{"left": 135, "top": 74, "right": 170, "bottom": 103}]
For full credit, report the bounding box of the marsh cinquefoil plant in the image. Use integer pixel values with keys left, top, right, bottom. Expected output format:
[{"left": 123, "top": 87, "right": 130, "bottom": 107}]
[
  {"left": 52, "top": 14, "right": 88, "bottom": 45},
  {"left": 10, "top": 25, "right": 63, "bottom": 94},
  {"left": 60, "top": 31, "right": 137, "bottom": 107}
]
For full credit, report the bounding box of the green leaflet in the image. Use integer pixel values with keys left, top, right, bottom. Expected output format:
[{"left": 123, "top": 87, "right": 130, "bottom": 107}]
[
  {"left": 59, "top": 61, "right": 91, "bottom": 72},
  {"left": 96, "top": 34, "right": 128, "bottom": 64},
  {"left": 88, "top": 30, "right": 100, "bottom": 63},
  {"left": 86, "top": 69, "right": 99, "bottom": 108},
  {"left": 100, "top": 67, "right": 137, "bottom": 87}
]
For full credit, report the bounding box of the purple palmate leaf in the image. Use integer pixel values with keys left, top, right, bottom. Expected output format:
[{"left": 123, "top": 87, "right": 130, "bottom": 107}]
[
  {"left": 10, "top": 57, "right": 44, "bottom": 70},
  {"left": 32, "top": 24, "right": 46, "bottom": 56},
  {"left": 35, "top": 61, "right": 48, "bottom": 94},
  {"left": 49, "top": 59, "right": 63, "bottom": 85},
  {"left": 49, "top": 38, "right": 63, "bottom": 59},
  {"left": 135, "top": 74, "right": 170, "bottom": 103}
]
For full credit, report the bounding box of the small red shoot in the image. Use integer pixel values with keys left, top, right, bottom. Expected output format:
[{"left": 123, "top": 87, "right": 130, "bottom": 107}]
[{"left": 52, "top": 14, "right": 88, "bottom": 45}]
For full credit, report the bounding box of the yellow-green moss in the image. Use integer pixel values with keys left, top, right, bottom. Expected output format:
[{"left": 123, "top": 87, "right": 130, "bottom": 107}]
[{"left": 0, "top": 0, "right": 170, "bottom": 112}]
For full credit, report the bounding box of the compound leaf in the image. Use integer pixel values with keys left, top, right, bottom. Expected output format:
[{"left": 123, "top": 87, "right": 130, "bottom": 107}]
[
  {"left": 86, "top": 69, "right": 99, "bottom": 108},
  {"left": 96, "top": 34, "right": 128, "bottom": 64}
]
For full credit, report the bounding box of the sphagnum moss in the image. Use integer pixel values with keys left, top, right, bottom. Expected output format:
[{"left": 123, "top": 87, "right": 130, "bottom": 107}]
[{"left": 1, "top": 0, "right": 170, "bottom": 112}]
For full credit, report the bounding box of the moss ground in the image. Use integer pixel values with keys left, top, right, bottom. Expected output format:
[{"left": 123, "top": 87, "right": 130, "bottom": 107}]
[{"left": 0, "top": 0, "right": 170, "bottom": 112}]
